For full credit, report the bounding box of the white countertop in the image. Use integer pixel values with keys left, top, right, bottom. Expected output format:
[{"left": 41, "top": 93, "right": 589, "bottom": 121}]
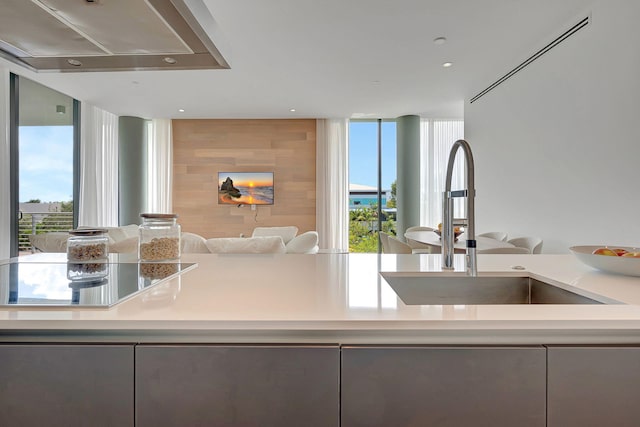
[{"left": 2, "top": 252, "right": 640, "bottom": 344}]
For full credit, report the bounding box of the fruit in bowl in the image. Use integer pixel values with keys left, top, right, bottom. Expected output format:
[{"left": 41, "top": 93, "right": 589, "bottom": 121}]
[
  {"left": 592, "top": 247, "right": 637, "bottom": 257},
  {"left": 570, "top": 245, "right": 640, "bottom": 277},
  {"left": 434, "top": 223, "right": 463, "bottom": 241},
  {"left": 621, "top": 252, "right": 640, "bottom": 258},
  {"left": 592, "top": 247, "right": 619, "bottom": 256}
]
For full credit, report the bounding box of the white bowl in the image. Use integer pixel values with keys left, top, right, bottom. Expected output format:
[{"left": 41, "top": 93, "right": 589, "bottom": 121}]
[{"left": 570, "top": 245, "right": 640, "bottom": 277}]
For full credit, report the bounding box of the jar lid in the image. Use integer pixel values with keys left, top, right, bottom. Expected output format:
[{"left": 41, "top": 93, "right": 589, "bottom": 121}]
[
  {"left": 68, "top": 228, "right": 108, "bottom": 236},
  {"left": 140, "top": 213, "right": 178, "bottom": 219}
]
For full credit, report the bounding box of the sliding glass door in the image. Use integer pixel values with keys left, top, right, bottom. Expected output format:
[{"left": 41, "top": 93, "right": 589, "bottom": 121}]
[
  {"left": 348, "top": 119, "right": 397, "bottom": 253},
  {"left": 9, "top": 74, "right": 79, "bottom": 256}
]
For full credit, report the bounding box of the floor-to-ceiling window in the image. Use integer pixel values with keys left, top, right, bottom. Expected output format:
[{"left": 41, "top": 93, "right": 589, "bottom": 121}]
[
  {"left": 9, "top": 74, "right": 79, "bottom": 256},
  {"left": 348, "top": 119, "right": 397, "bottom": 253}
]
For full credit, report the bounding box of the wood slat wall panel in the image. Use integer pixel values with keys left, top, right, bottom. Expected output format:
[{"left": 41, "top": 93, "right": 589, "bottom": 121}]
[{"left": 172, "top": 119, "right": 317, "bottom": 238}]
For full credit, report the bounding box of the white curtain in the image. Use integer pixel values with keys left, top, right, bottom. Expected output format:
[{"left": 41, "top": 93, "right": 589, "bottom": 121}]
[
  {"left": 0, "top": 67, "right": 9, "bottom": 259},
  {"left": 147, "top": 119, "right": 173, "bottom": 213},
  {"left": 420, "top": 119, "right": 465, "bottom": 227},
  {"left": 316, "top": 118, "right": 349, "bottom": 252},
  {"left": 78, "top": 104, "right": 119, "bottom": 227}
]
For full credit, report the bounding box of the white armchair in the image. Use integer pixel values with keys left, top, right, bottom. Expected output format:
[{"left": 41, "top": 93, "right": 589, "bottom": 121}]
[
  {"left": 508, "top": 237, "right": 543, "bottom": 254},
  {"left": 478, "top": 231, "right": 508, "bottom": 242}
]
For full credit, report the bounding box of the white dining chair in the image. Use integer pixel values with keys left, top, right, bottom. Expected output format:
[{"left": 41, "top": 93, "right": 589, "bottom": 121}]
[
  {"left": 378, "top": 231, "right": 392, "bottom": 253},
  {"left": 405, "top": 226, "right": 435, "bottom": 253},
  {"left": 478, "top": 247, "right": 531, "bottom": 254},
  {"left": 406, "top": 226, "right": 435, "bottom": 232},
  {"left": 477, "top": 231, "right": 508, "bottom": 242},
  {"left": 507, "top": 237, "right": 543, "bottom": 254},
  {"left": 387, "top": 235, "right": 414, "bottom": 254}
]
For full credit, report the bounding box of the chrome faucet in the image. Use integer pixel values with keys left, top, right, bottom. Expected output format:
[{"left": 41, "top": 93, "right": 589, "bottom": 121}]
[{"left": 442, "top": 139, "right": 477, "bottom": 276}]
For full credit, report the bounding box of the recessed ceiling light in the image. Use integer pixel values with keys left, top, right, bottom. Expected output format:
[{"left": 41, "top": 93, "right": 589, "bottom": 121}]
[
  {"left": 163, "top": 57, "right": 177, "bottom": 64},
  {"left": 289, "top": 108, "right": 296, "bottom": 112},
  {"left": 67, "top": 59, "right": 82, "bottom": 67},
  {"left": 178, "top": 108, "right": 185, "bottom": 113},
  {"left": 433, "top": 37, "right": 447, "bottom": 45},
  {"left": 442, "top": 62, "right": 453, "bottom": 68}
]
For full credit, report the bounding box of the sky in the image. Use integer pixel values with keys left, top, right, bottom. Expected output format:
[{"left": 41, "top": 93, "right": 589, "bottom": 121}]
[
  {"left": 349, "top": 121, "right": 397, "bottom": 190},
  {"left": 19, "top": 121, "right": 397, "bottom": 203},
  {"left": 217, "top": 172, "right": 274, "bottom": 188},
  {"left": 19, "top": 126, "right": 74, "bottom": 203}
]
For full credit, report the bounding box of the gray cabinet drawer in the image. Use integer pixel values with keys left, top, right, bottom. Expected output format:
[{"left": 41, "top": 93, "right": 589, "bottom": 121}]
[
  {"left": 341, "top": 345, "right": 546, "bottom": 427},
  {"left": 0, "top": 344, "right": 134, "bottom": 427},
  {"left": 136, "top": 344, "right": 339, "bottom": 427},
  {"left": 548, "top": 346, "right": 640, "bottom": 427}
]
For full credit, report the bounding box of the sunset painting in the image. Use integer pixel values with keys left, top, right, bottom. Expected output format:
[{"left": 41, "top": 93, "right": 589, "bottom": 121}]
[{"left": 218, "top": 172, "right": 274, "bottom": 205}]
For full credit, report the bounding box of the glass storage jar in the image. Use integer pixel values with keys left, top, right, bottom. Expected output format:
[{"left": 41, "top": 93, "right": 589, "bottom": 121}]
[
  {"left": 67, "top": 228, "right": 109, "bottom": 263},
  {"left": 139, "top": 213, "right": 181, "bottom": 261},
  {"left": 67, "top": 262, "right": 109, "bottom": 282},
  {"left": 67, "top": 228, "right": 109, "bottom": 282}
]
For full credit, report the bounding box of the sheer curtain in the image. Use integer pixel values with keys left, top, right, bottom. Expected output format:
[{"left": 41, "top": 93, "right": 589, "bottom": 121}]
[
  {"left": 147, "top": 119, "right": 173, "bottom": 213},
  {"left": 316, "top": 118, "right": 349, "bottom": 252},
  {"left": 0, "top": 67, "right": 9, "bottom": 259},
  {"left": 420, "top": 119, "right": 465, "bottom": 227},
  {"left": 79, "top": 104, "right": 119, "bottom": 227}
]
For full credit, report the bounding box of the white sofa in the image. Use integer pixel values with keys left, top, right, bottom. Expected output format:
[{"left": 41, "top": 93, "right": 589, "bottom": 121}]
[
  {"left": 29, "top": 225, "right": 319, "bottom": 255},
  {"left": 29, "top": 225, "right": 140, "bottom": 254},
  {"left": 201, "top": 226, "right": 319, "bottom": 254},
  {"left": 250, "top": 226, "right": 319, "bottom": 254}
]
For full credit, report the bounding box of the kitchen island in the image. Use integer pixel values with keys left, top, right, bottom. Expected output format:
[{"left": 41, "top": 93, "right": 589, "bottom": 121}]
[
  {"left": 2, "top": 252, "right": 640, "bottom": 343},
  {"left": 2, "top": 252, "right": 640, "bottom": 426}
]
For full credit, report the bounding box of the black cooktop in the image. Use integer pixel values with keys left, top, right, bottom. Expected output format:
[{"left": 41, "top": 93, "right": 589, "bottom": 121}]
[{"left": 0, "top": 260, "right": 196, "bottom": 308}]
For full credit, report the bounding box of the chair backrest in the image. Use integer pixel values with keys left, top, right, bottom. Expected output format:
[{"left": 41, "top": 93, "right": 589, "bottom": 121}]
[
  {"left": 405, "top": 226, "right": 435, "bottom": 252},
  {"left": 406, "top": 238, "right": 433, "bottom": 252},
  {"left": 406, "top": 226, "right": 435, "bottom": 232},
  {"left": 378, "top": 231, "right": 392, "bottom": 253},
  {"left": 478, "top": 231, "right": 508, "bottom": 242},
  {"left": 387, "top": 236, "right": 414, "bottom": 254},
  {"left": 478, "top": 247, "right": 531, "bottom": 254},
  {"left": 507, "top": 237, "right": 543, "bottom": 254}
]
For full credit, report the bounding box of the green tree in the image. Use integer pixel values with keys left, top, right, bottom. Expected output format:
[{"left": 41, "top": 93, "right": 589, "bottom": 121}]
[
  {"left": 26, "top": 199, "right": 41, "bottom": 203},
  {"left": 386, "top": 180, "right": 397, "bottom": 208},
  {"left": 349, "top": 204, "right": 396, "bottom": 253},
  {"left": 382, "top": 218, "right": 396, "bottom": 236},
  {"left": 60, "top": 200, "right": 73, "bottom": 212},
  {"left": 350, "top": 206, "right": 377, "bottom": 222},
  {"left": 349, "top": 221, "right": 377, "bottom": 252}
]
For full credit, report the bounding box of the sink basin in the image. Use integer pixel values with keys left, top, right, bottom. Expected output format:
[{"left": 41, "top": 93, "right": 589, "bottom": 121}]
[{"left": 380, "top": 273, "right": 610, "bottom": 305}]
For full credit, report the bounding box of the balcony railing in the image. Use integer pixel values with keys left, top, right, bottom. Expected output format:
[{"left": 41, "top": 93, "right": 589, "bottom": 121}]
[{"left": 19, "top": 211, "right": 73, "bottom": 253}]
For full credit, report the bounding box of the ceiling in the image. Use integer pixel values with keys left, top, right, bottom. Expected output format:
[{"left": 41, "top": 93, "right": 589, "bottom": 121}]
[
  {"left": 2, "top": 0, "right": 596, "bottom": 120},
  {"left": 0, "top": 0, "right": 229, "bottom": 72}
]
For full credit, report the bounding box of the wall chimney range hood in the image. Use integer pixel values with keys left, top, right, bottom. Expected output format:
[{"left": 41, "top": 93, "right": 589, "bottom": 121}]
[{"left": 0, "top": 0, "right": 230, "bottom": 72}]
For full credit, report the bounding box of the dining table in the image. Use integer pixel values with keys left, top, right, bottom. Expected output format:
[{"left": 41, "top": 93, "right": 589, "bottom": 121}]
[{"left": 404, "top": 230, "right": 516, "bottom": 254}]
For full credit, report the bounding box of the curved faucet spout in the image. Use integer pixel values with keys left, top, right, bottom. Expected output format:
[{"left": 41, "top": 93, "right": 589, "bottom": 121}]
[{"left": 442, "top": 139, "right": 477, "bottom": 276}]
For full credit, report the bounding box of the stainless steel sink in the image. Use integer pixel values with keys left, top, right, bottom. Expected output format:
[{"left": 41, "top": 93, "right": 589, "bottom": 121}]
[{"left": 380, "top": 273, "right": 611, "bottom": 305}]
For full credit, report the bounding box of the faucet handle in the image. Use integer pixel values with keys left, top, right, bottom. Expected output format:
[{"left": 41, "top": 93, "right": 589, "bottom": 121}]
[
  {"left": 452, "top": 218, "right": 468, "bottom": 227},
  {"left": 447, "top": 190, "right": 468, "bottom": 198},
  {"left": 447, "top": 189, "right": 476, "bottom": 198}
]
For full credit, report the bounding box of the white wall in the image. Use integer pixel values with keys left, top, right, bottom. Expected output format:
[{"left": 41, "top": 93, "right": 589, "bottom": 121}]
[{"left": 465, "top": 0, "right": 640, "bottom": 253}]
